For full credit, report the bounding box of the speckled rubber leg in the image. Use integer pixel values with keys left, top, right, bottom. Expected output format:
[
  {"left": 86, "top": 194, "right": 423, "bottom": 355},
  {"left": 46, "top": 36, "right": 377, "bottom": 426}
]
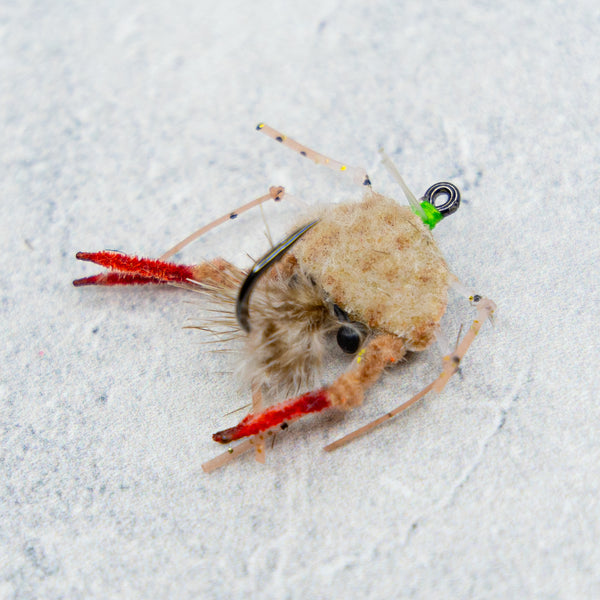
[
  {"left": 256, "top": 123, "right": 372, "bottom": 187},
  {"left": 159, "top": 185, "right": 285, "bottom": 260},
  {"left": 73, "top": 186, "right": 284, "bottom": 287},
  {"left": 323, "top": 293, "right": 496, "bottom": 451}
]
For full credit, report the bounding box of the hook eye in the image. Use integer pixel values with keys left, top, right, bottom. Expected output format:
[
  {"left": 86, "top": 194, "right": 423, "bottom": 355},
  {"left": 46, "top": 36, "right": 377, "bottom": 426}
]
[{"left": 422, "top": 182, "right": 461, "bottom": 217}]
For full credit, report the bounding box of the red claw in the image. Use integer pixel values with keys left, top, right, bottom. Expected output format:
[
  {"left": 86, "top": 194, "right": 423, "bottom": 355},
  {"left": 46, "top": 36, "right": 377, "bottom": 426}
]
[
  {"left": 73, "top": 272, "right": 165, "bottom": 286},
  {"left": 73, "top": 251, "right": 196, "bottom": 286},
  {"left": 213, "top": 389, "right": 332, "bottom": 443}
]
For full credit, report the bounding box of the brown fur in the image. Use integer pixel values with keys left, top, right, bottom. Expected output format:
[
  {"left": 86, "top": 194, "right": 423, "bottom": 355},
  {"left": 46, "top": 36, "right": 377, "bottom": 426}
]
[
  {"left": 188, "top": 192, "right": 449, "bottom": 402},
  {"left": 241, "top": 266, "right": 339, "bottom": 397},
  {"left": 188, "top": 257, "right": 349, "bottom": 397}
]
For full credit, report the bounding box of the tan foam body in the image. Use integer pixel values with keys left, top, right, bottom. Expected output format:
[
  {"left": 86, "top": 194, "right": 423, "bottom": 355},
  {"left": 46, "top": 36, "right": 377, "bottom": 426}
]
[{"left": 291, "top": 192, "right": 450, "bottom": 350}]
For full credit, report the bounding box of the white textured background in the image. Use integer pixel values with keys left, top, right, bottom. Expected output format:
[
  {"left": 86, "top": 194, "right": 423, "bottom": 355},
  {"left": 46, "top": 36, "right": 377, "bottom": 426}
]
[{"left": 2, "top": 1, "right": 599, "bottom": 598}]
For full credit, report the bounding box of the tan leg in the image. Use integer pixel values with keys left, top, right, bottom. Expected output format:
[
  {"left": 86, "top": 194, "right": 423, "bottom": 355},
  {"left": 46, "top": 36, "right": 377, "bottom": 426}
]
[
  {"left": 201, "top": 438, "right": 265, "bottom": 474},
  {"left": 75, "top": 184, "right": 282, "bottom": 286},
  {"left": 323, "top": 295, "right": 496, "bottom": 451},
  {"left": 252, "top": 386, "right": 266, "bottom": 464},
  {"left": 160, "top": 186, "right": 285, "bottom": 260},
  {"left": 256, "top": 123, "right": 372, "bottom": 187}
]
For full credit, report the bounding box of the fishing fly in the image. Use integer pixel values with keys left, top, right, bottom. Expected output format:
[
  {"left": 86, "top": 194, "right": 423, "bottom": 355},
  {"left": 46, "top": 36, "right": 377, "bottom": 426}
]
[{"left": 74, "top": 124, "right": 496, "bottom": 472}]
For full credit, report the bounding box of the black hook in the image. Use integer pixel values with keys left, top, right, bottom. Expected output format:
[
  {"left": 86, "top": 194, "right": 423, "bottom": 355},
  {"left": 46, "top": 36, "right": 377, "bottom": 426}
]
[{"left": 236, "top": 220, "right": 319, "bottom": 332}]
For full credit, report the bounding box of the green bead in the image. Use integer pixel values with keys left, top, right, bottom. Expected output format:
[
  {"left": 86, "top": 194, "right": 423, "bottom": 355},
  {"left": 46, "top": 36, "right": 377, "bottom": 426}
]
[{"left": 416, "top": 201, "right": 443, "bottom": 229}]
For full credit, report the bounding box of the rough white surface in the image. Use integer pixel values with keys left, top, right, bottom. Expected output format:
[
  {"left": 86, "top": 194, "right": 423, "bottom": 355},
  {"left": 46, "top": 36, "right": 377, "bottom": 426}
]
[{"left": 2, "top": 1, "right": 599, "bottom": 598}]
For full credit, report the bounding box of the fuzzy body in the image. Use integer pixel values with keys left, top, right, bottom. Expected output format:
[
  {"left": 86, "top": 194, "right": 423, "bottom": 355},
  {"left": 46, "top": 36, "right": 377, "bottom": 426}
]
[
  {"left": 241, "top": 263, "right": 336, "bottom": 396},
  {"left": 192, "top": 192, "right": 450, "bottom": 397},
  {"left": 290, "top": 192, "right": 450, "bottom": 351}
]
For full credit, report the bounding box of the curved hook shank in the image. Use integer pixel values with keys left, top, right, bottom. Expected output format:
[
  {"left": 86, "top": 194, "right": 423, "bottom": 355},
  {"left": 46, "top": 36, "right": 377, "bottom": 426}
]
[{"left": 236, "top": 220, "right": 319, "bottom": 332}]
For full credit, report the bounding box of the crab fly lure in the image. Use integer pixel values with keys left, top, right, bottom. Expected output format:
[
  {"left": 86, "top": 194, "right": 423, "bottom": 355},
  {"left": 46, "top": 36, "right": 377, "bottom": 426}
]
[{"left": 74, "top": 123, "right": 496, "bottom": 472}]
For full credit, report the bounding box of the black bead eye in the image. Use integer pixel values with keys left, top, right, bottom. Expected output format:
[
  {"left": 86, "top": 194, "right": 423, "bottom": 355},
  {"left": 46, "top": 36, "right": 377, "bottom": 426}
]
[{"left": 337, "top": 325, "right": 361, "bottom": 354}]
